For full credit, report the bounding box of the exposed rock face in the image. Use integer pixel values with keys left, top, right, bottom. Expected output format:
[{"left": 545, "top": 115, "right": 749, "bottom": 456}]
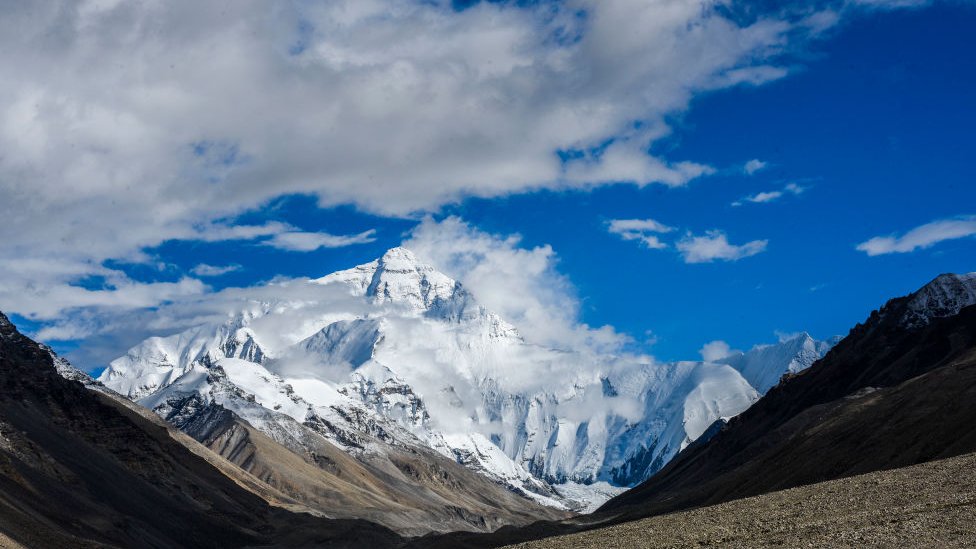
[{"left": 901, "top": 272, "right": 976, "bottom": 328}]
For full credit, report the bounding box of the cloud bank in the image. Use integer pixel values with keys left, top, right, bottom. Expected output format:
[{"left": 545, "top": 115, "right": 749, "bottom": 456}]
[
  {"left": 42, "top": 216, "right": 630, "bottom": 370},
  {"left": 0, "top": 0, "right": 844, "bottom": 323}
]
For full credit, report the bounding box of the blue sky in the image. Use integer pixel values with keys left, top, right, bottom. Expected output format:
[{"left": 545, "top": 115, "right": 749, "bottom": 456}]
[{"left": 1, "top": 1, "right": 974, "bottom": 370}]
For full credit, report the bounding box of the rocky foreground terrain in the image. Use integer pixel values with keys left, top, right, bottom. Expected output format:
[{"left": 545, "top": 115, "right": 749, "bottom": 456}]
[{"left": 508, "top": 451, "right": 976, "bottom": 548}]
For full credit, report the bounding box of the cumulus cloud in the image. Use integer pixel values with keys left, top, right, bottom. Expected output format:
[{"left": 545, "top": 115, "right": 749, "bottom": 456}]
[
  {"left": 405, "top": 216, "right": 628, "bottom": 353},
  {"left": 743, "top": 159, "right": 768, "bottom": 175},
  {"left": 856, "top": 216, "right": 976, "bottom": 256},
  {"left": 191, "top": 264, "right": 241, "bottom": 277},
  {"left": 262, "top": 229, "right": 377, "bottom": 252},
  {"left": 0, "top": 0, "right": 853, "bottom": 323},
  {"left": 700, "top": 340, "right": 737, "bottom": 362},
  {"left": 0, "top": 0, "right": 934, "bottom": 344},
  {"left": 677, "top": 231, "right": 768, "bottom": 263},
  {"left": 732, "top": 182, "right": 806, "bottom": 206},
  {"left": 607, "top": 218, "right": 675, "bottom": 249}
]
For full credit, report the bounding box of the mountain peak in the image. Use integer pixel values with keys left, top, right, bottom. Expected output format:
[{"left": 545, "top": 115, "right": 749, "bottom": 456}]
[
  {"left": 0, "top": 311, "right": 18, "bottom": 341},
  {"left": 778, "top": 331, "right": 813, "bottom": 344},
  {"left": 314, "top": 247, "right": 462, "bottom": 315},
  {"left": 902, "top": 272, "right": 976, "bottom": 328},
  {"left": 718, "top": 333, "right": 837, "bottom": 395},
  {"left": 379, "top": 246, "right": 419, "bottom": 263}
]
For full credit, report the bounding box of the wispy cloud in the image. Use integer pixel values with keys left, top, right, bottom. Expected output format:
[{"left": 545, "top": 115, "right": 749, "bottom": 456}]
[
  {"left": 848, "top": 0, "right": 932, "bottom": 10},
  {"left": 262, "top": 229, "right": 377, "bottom": 252},
  {"left": 856, "top": 216, "right": 976, "bottom": 256},
  {"left": 190, "top": 264, "right": 241, "bottom": 277},
  {"left": 732, "top": 182, "right": 807, "bottom": 207},
  {"left": 743, "top": 159, "right": 768, "bottom": 175},
  {"left": 677, "top": 231, "right": 768, "bottom": 263},
  {"left": 189, "top": 222, "right": 293, "bottom": 242},
  {"left": 607, "top": 218, "right": 675, "bottom": 249}
]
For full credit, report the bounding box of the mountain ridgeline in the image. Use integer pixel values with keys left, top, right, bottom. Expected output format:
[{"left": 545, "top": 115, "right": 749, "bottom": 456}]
[
  {"left": 95, "top": 247, "right": 835, "bottom": 520},
  {"left": 602, "top": 272, "right": 976, "bottom": 516},
  {"left": 0, "top": 251, "right": 972, "bottom": 548}
]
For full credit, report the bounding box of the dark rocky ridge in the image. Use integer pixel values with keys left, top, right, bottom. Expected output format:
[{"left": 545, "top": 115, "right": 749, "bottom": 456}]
[
  {"left": 0, "top": 311, "right": 401, "bottom": 548},
  {"left": 601, "top": 276, "right": 976, "bottom": 517}
]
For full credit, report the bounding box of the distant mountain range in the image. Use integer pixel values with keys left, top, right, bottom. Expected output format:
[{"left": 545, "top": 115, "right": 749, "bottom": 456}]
[{"left": 97, "top": 247, "right": 835, "bottom": 516}]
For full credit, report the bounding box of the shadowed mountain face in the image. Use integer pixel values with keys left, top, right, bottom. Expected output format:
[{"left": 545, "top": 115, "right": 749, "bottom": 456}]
[
  {"left": 416, "top": 273, "right": 976, "bottom": 548},
  {"left": 0, "top": 312, "right": 400, "bottom": 549},
  {"left": 600, "top": 274, "right": 976, "bottom": 518}
]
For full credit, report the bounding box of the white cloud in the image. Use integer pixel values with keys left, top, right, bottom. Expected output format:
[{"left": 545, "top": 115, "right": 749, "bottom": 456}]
[
  {"left": 0, "top": 0, "right": 856, "bottom": 322},
  {"left": 0, "top": 0, "right": 932, "bottom": 331},
  {"left": 700, "top": 340, "right": 737, "bottom": 362},
  {"left": 3, "top": 274, "right": 207, "bottom": 321},
  {"left": 744, "top": 159, "right": 768, "bottom": 175},
  {"left": 856, "top": 216, "right": 976, "bottom": 256},
  {"left": 262, "top": 229, "right": 377, "bottom": 252},
  {"left": 190, "top": 264, "right": 241, "bottom": 277},
  {"left": 406, "top": 216, "right": 628, "bottom": 353},
  {"left": 607, "top": 218, "right": 675, "bottom": 249},
  {"left": 677, "top": 231, "right": 768, "bottom": 263},
  {"left": 40, "top": 216, "right": 634, "bottom": 370},
  {"left": 847, "top": 0, "right": 931, "bottom": 9},
  {"left": 188, "top": 222, "right": 294, "bottom": 243},
  {"left": 732, "top": 182, "right": 806, "bottom": 206},
  {"left": 39, "top": 277, "right": 378, "bottom": 369}
]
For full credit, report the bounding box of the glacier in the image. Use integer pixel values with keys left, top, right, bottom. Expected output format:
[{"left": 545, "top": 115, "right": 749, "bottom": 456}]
[{"left": 98, "top": 247, "right": 837, "bottom": 510}]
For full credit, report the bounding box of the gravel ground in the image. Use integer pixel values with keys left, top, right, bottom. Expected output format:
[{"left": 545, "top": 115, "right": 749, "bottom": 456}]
[{"left": 507, "top": 452, "right": 976, "bottom": 548}]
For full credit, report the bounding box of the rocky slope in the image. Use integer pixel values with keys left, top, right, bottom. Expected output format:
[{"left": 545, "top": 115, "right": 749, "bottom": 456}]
[
  {"left": 0, "top": 311, "right": 400, "bottom": 548},
  {"left": 506, "top": 450, "right": 976, "bottom": 548}
]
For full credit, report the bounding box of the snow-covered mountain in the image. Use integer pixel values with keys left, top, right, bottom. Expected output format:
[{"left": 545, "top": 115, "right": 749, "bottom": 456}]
[
  {"left": 97, "top": 247, "right": 836, "bottom": 509},
  {"left": 713, "top": 333, "right": 841, "bottom": 395},
  {"left": 901, "top": 272, "right": 976, "bottom": 328}
]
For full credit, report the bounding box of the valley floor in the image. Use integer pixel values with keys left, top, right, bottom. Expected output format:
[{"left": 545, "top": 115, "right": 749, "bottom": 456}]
[{"left": 507, "top": 451, "right": 976, "bottom": 548}]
